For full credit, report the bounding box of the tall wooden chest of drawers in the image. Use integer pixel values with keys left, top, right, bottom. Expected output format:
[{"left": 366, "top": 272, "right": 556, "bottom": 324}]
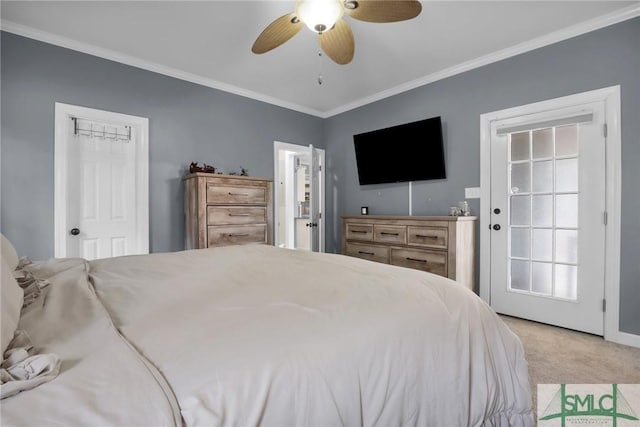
[
  {"left": 342, "top": 215, "right": 476, "bottom": 291},
  {"left": 184, "top": 173, "right": 273, "bottom": 249}
]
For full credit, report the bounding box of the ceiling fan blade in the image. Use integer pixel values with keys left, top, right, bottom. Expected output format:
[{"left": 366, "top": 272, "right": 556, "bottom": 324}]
[
  {"left": 344, "top": 0, "right": 422, "bottom": 23},
  {"left": 318, "top": 18, "right": 354, "bottom": 65},
  {"left": 251, "top": 13, "right": 303, "bottom": 54}
]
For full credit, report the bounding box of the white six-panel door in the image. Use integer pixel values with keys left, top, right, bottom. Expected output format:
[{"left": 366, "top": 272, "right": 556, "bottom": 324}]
[{"left": 55, "top": 103, "right": 149, "bottom": 260}]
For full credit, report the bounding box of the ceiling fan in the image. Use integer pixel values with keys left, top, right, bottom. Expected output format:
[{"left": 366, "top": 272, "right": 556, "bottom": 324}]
[{"left": 251, "top": 0, "right": 422, "bottom": 65}]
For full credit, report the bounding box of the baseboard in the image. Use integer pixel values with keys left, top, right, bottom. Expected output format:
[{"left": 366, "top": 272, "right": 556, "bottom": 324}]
[{"left": 608, "top": 330, "right": 640, "bottom": 349}]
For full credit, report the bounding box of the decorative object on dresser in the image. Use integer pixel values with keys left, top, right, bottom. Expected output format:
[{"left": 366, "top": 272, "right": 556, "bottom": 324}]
[
  {"left": 189, "top": 162, "right": 217, "bottom": 174},
  {"left": 184, "top": 173, "right": 273, "bottom": 249},
  {"left": 228, "top": 166, "right": 249, "bottom": 176},
  {"left": 342, "top": 215, "right": 477, "bottom": 291}
]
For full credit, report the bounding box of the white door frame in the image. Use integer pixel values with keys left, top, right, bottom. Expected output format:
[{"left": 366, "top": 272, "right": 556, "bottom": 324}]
[
  {"left": 54, "top": 102, "right": 149, "bottom": 257},
  {"left": 479, "top": 86, "right": 637, "bottom": 348},
  {"left": 273, "top": 140, "right": 326, "bottom": 252}
]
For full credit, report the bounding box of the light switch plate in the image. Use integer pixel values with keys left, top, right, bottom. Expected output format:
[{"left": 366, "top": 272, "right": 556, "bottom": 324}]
[{"left": 465, "top": 187, "right": 481, "bottom": 199}]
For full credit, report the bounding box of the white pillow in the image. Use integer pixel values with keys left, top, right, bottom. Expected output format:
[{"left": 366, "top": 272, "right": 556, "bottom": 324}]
[
  {"left": 1, "top": 259, "right": 24, "bottom": 354},
  {"left": 1, "top": 234, "right": 19, "bottom": 271}
]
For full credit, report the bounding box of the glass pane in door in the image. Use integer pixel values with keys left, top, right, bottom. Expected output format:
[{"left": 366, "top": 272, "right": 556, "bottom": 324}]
[
  {"left": 532, "top": 128, "right": 553, "bottom": 158},
  {"left": 555, "top": 125, "right": 578, "bottom": 156},
  {"left": 532, "top": 195, "right": 552, "bottom": 227},
  {"left": 531, "top": 262, "right": 552, "bottom": 295},
  {"left": 511, "top": 260, "right": 530, "bottom": 291},
  {"left": 510, "top": 132, "right": 530, "bottom": 161},
  {"left": 508, "top": 125, "right": 579, "bottom": 300},
  {"left": 555, "top": 194, "right": 578, "bottom": 228},
  {"left": 531, "top": 229, "right": 552, "bottom": 261},
  {"left": 511, "top": 228, "right": 530, "bottom": 258},
  {"left": 511, "top": 163, "right": 530, "bottom": 193},
  {"left": 532, "top": 161, "right": 553, "bottom": 193},
  {"left": 511, "top": 196, "right": 530, "bottom": 225}
]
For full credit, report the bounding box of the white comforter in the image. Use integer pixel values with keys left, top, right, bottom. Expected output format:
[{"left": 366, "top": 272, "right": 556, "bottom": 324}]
[
  {"left": 2, "top": 244, "right": 533, "bottom": 426},
  {"left": 1, "top": 258, "right": 181, "bottom": 426}
]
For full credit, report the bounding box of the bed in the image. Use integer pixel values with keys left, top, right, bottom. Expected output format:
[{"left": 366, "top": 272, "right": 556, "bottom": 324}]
[{"left": 1, "top": 237, "right": 534, "bottom": 426}]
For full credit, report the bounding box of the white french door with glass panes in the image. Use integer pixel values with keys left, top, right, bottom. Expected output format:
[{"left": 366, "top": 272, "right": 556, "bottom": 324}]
[{"left": 489, "top": 101, "right": 606, "bottom": 335}]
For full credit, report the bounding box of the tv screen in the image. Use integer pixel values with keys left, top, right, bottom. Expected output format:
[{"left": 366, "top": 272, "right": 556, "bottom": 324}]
[{"left": 353, "top": 116, "right": 446, "bottom": 185}]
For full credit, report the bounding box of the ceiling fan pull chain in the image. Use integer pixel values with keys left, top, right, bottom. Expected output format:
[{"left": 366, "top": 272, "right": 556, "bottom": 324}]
[{"left": 317, "top": 51, "right": 324, "bottom": 85}]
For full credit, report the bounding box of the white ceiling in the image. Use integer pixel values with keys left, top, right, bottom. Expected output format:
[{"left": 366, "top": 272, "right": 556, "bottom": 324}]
[{"left": 2, "top": 1, "right": 639, "bottom": 117}]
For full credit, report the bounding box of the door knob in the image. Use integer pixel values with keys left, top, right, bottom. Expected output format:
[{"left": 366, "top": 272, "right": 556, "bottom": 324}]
[
  {"left": 493, "top": 224, "right": 501, "bottom": 231},
  {"left": 494, "top": 208, "right": 501, "bottom": 214},
  {"left": 70, "top": 228, "right": 80, "bottom": 236}
]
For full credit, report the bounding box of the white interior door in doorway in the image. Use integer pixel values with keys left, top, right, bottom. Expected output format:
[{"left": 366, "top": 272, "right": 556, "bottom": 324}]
[
  {"left": 274, "top": 141, "right": 325, "bottom": 252},
  {"left": 54, "top": 103, "right": 149, "bottom": 260},
  {"left": 480, "top": 87, "right": 622, "bottom": 338}
]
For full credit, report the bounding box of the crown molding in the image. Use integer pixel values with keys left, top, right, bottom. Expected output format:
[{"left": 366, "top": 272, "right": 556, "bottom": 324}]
[
  {"left": 323, "top": 2, "right": 640, "bottom": 118},
  {"left": 0, "top": 20, "right": 325, "bottom": 118},
  {"left": 2, "top": 2, "right": 639, "bottom": 120}
]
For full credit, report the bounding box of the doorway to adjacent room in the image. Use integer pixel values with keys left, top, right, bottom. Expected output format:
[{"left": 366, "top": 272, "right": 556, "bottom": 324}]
[{"left": 273, "top": 141, "right": 325, "bottom": 252}]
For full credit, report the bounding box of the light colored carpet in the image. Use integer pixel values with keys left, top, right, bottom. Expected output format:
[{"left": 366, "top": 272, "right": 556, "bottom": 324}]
[{"left": 499, "top": 315, "right": 640, "bottom": 416}]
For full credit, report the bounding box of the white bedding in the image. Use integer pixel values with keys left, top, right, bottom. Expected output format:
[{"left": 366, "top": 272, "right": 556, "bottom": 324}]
[
  {"left": 2, "top": 244, "right": 534, "bottom": 426},
  {"left": 1, "top": 258, "right": 181, "bottom": 426}
]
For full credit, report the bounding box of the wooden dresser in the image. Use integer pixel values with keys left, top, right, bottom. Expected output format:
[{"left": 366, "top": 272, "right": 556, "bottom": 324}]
[
  {"left": 184, "top": 173, "right": 273, "bottom": 249},
  {"left": 342, "top": 215, "right": 477, "bottom": 290}
]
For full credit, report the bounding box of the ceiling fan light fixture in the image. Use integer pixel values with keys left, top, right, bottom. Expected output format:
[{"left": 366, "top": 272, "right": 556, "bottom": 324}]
[{"left": 295, "top": 0, "right": 344, "bottom": 33}]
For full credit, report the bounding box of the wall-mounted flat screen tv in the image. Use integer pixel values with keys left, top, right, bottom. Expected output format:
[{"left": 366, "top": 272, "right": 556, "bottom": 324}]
[{"left": 353, "top": 116, "right": 446, "bottom": 185}]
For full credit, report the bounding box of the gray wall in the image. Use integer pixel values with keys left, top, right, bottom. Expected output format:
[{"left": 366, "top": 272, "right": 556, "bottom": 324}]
[
  {"left": 323, "top": 17, "right": 640, "bottom": 335},
  {"left": 0, "top": 32, "right": 324, "bottom": 260}
]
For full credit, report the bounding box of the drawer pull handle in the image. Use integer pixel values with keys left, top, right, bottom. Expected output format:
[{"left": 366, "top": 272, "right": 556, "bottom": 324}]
[
  {"left": 358, "top": 251, "right": 375, "bottom": 256},
  {"left": 406, "top": 257, "right": 427, "bottom": 263},
  {"left": 416, "top": 235, "right": 438, "bottom": 239},
  {"left": 228, "top": 213, "right": 250, "bottom": 216},
  {"left": 227, "top": 233, "right": 249, "bottom": 237},
  {"left": 229, "top": 192, "right": 249, "bottom": 196},
  {"left": 381, "top": 232, "right": 399, "bottom": 236},
  {"left": 351, "top": 230, "right": 368, "bottom": 234}
]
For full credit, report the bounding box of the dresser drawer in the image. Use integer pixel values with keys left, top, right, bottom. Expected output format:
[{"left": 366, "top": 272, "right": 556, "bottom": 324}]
[
  {"left": 391, "top": 248, "right": 447, "bottom": 276},
  {"left": 207, "top": 225, "right": 267, "bottom": 246},
  {"left": 407, "top": 226, "right": 448, "bottom": 249},
  {"left": 345, "top": 223, "right": 374, "bottom": 241},
  {"left": 374, "top": 225, "right": 406, "bottom": 244},
  {"left": 345, "top": 242, "right": 389, "bottom": 264},
  {"left": 207, "top": 206, "right": 266, "bottom": 225},
  {"left": 206, "top": 184, "right": 266, "bottom": 205}
]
